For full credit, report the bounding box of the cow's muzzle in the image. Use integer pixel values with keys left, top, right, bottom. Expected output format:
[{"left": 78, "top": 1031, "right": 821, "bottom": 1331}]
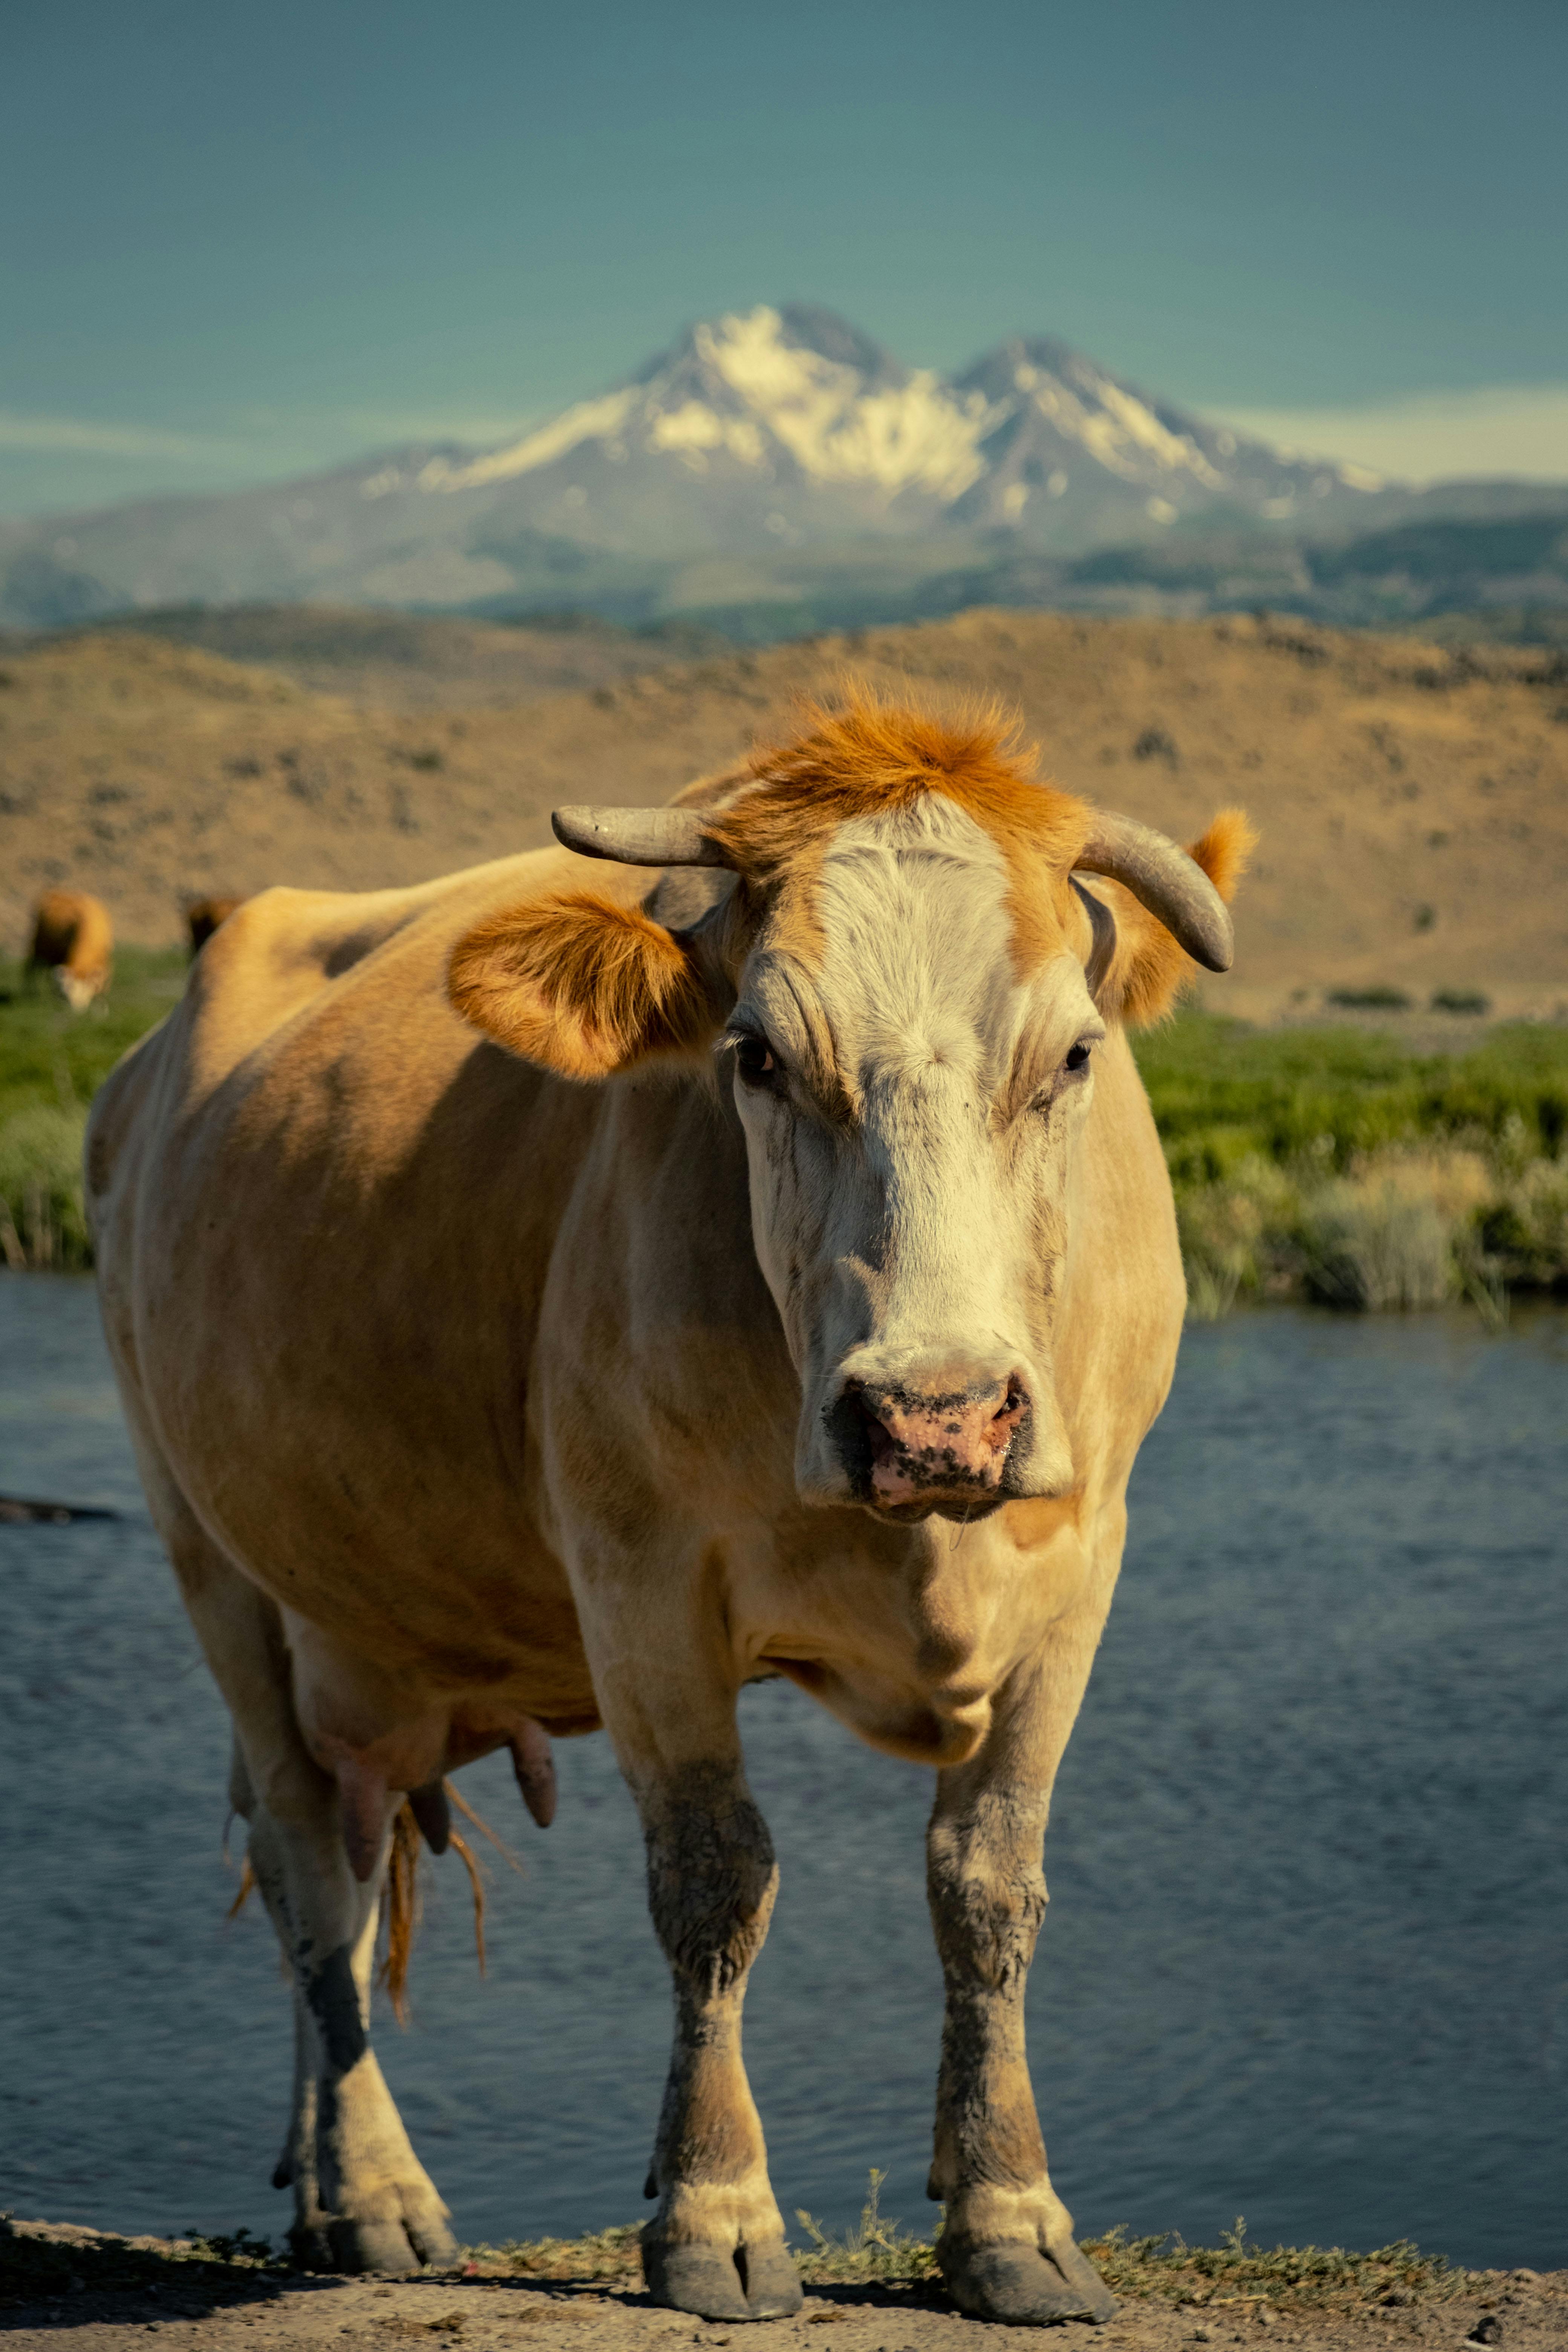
[{"left": 824, "top": 1366, "right": 1031, "bottom": 1521}]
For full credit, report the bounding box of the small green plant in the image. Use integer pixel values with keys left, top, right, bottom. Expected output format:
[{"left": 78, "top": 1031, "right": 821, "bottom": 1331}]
[
  {"left": 1432, "top": 987, "right": 1492, "bottom": 1015},
  {"left": 792, "top": 2169, "right": 939, "bottom": 2284},
  {"left": 177, "top": 2228, "right": 277, "bottom": 2268}
]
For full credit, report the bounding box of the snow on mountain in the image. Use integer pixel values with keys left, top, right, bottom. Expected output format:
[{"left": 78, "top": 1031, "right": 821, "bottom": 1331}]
[
  {"left": 413, "top": 306, "right": 999, "bottom": 503},
  {"left": 948, "top": 337, "right": 1375, "bottom": 538}
]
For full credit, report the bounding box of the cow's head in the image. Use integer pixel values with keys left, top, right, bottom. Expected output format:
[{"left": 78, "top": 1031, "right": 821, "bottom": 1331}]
[
  {"left": 451, "top": 699, "right": 1250, "bottom": 1522},
  {"left": 55, "top": 965, "right": 106, "bottom": 1013}
]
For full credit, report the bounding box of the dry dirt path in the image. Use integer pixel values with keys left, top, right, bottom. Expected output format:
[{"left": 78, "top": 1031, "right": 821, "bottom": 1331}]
[{"left": 1, "top": 2224, "right": 1558, "bottom": 2352}]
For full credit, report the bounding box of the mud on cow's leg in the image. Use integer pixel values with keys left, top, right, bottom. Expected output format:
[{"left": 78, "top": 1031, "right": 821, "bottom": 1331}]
[
  {"left": 925, "top": 1680, "right": 1118, "bottom": 2327},
  {"left": 636, "top": 1764, "right": 803, "bottom": 2322},
  {"left": 229, "top": 1736, "right": 460, "bottom": 2275}
]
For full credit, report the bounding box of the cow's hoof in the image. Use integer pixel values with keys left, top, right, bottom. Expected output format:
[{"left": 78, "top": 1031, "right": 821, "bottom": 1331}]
[
  {"left": 940, "top": 2239, "right": 1116, "bottom": 2326},
  {"left": 740, "top": 2240, "right": 804, "bottom": 2318},
  {"left": 1046, "top": 2237, "right": 1118, "bottom": 2323},
  {"left": 642, "top": 2238, "right": 753, "bottom": 2321},
  {"left": 305, "top": 2216, "right": 456, "bottom": 2275}
]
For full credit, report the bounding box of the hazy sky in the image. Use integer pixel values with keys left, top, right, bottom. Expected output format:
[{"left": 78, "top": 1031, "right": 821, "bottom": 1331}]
[{"left": 3, "top": 0, "right": 1566, "bottom": 514}]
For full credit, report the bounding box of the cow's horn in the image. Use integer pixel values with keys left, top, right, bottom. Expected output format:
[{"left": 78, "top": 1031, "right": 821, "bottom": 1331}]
[
  {"left": 1073, "top": 813, "right": 1234, "bottom": 973},
  {"left": 551, "top": 805, "right": 729, "bottom": 867}
]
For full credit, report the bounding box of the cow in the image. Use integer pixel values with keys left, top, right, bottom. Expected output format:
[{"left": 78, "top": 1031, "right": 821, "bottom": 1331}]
[
  {"left": 26, "top": 888, "right": 113, "bottom": 1010},
  {"left": 185, "top": 894, "right": 245, "bottom": 956},
  {"left": 86, "top": 696, "right": 1251, "bottom": 2325}
]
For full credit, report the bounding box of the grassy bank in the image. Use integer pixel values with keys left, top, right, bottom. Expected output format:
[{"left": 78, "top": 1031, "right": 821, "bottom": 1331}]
[
  {"left": 1134, "top": 1012, "right": 1568, "bottom": 1316},
  {"left": 0, "top": 950, "right": 185, "bottom": 1268},
  {"left": 459, "top": 2184, "right": 1482, "bottom": 2318},
  {"left": 2, "top": 965, "right": 1566, "bottom": 1313}
]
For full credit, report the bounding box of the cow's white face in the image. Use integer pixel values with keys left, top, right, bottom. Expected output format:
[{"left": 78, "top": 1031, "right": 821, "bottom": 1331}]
[
  {"left": 55, "top": 968, "right": 102, "bottom": 1013},
  {"left": 725, "top": 795, "right": 1102, "bottom": 1520}
]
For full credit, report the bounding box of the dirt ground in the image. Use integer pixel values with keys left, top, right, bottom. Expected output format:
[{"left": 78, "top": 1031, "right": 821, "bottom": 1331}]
[
  {"left": 0, "top": 2223, "right": 1559, "bottom": 2352},
  {"left": 2, "top": 610, "right": 1565, "bottom": 1017}
]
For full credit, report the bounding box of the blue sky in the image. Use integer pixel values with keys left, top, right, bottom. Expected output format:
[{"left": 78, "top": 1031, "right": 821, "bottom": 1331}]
[{"left": 3, "top": 0, "right": 1566, "bottom": 515}]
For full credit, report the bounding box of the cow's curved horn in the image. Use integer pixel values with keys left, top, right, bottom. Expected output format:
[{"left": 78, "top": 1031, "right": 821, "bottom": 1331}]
[
  {"left": 551, "top": 805, "right": 730, "bottom": 867},
  {"left": 1073, "top": 813, "right": 1234, "bottom": 972}
]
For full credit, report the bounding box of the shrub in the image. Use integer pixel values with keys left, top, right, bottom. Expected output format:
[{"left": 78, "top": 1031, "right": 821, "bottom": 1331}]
[
  {"left": 1325, "top": 986, "right": 1413, "bottom": 1011},
  {"left": 1431, "top": 986, "right": 1491, "bottom": 1015},
  {"left": 1295, "top": 1178, "right": 1456, "bottom": 1311},
  {"left": 0, "top": 1104, "right": 90, "bottom": 1268}
]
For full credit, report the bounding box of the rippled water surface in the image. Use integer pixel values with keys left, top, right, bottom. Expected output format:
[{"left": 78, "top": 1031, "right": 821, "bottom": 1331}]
[{"left": 1, "top": 1276, "right": 1564, "bottom": 2267}]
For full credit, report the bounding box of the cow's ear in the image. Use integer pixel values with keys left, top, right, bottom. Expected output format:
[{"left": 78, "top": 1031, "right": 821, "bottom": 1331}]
[{"left": 449, "top": 891, "right": 724, "bottom": 1079}]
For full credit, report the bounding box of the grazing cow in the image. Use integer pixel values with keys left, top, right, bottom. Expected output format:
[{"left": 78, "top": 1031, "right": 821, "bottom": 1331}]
[
  {"left": 27, "top": 888, "right": 113, "bottom": 1010},
  {"left": 185, "top": 894, "right": 244, "bottom": 955},
  {"left": 87, "top": 698, "right": 1250, "bottom": 2323}
]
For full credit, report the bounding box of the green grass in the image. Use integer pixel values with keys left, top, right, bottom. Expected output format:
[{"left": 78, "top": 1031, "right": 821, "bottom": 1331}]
[
  {"left": 1135, "top": 1010, "right": 1568, "bottom": 1316},
  {"left": 0, "top": 948, "right": 184, "bottom": 1268},
  {"left": 1081, "top": 2219, "right": 1469, "bottom": 2313},
  {"left": 1133, "top": 1009, "right": 1568, "bottom": 1184}
]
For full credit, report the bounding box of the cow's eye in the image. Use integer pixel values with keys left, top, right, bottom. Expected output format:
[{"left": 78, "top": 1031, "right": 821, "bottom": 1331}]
[
  {"left": 734, "top": 1034, "right": 777, "bottom": 1086},
  {"left": 1065, "top": 1040, "right": 1093, "bottom": 1073}
]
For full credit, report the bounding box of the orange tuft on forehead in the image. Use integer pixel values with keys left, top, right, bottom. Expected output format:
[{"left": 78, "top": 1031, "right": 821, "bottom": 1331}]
[{"left": 704, "top": 692, "right": 1092, "bottom": 979}]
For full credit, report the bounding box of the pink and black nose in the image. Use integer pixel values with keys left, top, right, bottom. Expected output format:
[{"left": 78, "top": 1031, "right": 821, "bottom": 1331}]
[{"left": 828, "top": 1372, "right": 1029, "bottom": 1514}]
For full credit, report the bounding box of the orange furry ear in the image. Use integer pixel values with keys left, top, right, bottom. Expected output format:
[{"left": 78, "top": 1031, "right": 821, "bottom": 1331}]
[
  {"left": 1095, "top": 808, "right": 1257, "bottom": 1026},
  {"left": 448, "top": 891, "right": 723, "bottom": 1079}
]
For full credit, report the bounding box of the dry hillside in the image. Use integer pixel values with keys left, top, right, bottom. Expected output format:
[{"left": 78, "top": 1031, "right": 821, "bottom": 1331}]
[{"left": 2, "top": 610, "right": 1566, "bottom": 1019}]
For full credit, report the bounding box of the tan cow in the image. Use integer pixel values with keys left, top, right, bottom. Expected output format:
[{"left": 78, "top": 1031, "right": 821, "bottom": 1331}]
[
  {"left": 87, "top": 697, "right": 1251, "bottom": 2322},
  {"left": 185, "top": 894, "right": 245, "bottom": 955},
  {"left": 27, "top": 888, "right": 113, "bottom": 1010}
]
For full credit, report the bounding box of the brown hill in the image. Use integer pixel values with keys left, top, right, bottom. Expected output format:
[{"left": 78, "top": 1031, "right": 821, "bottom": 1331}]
[
  {"left": 35, "top": 602, "right": 723, "bottom": 708},
  {"left": 2, "top": 611, "right": 1565, "bottom": 1020}
]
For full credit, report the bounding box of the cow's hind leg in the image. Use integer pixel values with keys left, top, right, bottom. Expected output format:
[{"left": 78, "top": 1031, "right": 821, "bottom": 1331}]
[
  {"left": 227, "top": 1733, "right": 457, "bottom": 2272},
  {"left": 135, "top": 1453, "right": 456, "bottom": 2272}
]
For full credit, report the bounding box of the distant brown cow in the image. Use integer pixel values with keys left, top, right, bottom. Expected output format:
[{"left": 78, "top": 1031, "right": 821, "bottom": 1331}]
[
  {"left": 186, "top": 895, "right": 244, "bottom": 956},
  {"left": 27, "top": 889, "right": 113, "bottom": 1011}
]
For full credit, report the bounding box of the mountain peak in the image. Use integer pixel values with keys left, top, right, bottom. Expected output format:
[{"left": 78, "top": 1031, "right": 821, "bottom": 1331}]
[{"left": 0, "top": 303, "right": 1411, "bottom": 631}]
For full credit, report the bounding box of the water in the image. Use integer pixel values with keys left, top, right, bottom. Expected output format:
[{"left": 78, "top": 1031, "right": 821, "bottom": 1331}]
[{"left": 0, "top": 1275, "right": 1563, "bottom": 2269}]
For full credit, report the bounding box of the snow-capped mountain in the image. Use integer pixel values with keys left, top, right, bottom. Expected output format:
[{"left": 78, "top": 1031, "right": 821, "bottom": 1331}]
[{"left": 0, "top": 304, "right": 1407, "bottom": 630}]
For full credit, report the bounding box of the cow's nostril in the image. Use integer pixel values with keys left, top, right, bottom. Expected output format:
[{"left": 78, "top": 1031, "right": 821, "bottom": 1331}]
[{"left": 828, "top": 1383, "right": 894, "bottom": 1481}]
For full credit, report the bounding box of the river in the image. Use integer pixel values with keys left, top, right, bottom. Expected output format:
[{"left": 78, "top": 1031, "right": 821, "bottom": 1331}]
[{"left": 0, "top": 1276, "right": 1563, "bottom": 2269}]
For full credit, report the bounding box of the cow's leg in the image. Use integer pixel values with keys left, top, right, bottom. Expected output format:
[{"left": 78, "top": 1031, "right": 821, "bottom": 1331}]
[
  {"left": 590, "top": 1620, "right": 799, "bottom": 2323},
  {"left": 926, "top": 1619, "right": 1119, "bottom": 2328},
  {"left": 126, "top": 1430, "right": 456, "bottom": 2272},
  {"left": 636, "top": 1762, "right": 801, "bottom": 2320}
]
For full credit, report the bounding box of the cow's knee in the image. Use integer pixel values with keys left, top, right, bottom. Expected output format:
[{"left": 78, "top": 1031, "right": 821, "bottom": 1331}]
[{"left": 643, "top": 1774, "right": 778, "bottom": 1991}]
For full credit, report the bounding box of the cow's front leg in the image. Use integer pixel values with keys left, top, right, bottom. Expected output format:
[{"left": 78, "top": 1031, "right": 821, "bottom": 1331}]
[
  {"left": 635, "top": 1760, "right": 802, "bottom": 2319},
  {"left": 926, "top": 1660, "right": 1118, "bottom": 2327},
  {"left": 562, "top": 1619, "right": 792, "bottom": 2338}
]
